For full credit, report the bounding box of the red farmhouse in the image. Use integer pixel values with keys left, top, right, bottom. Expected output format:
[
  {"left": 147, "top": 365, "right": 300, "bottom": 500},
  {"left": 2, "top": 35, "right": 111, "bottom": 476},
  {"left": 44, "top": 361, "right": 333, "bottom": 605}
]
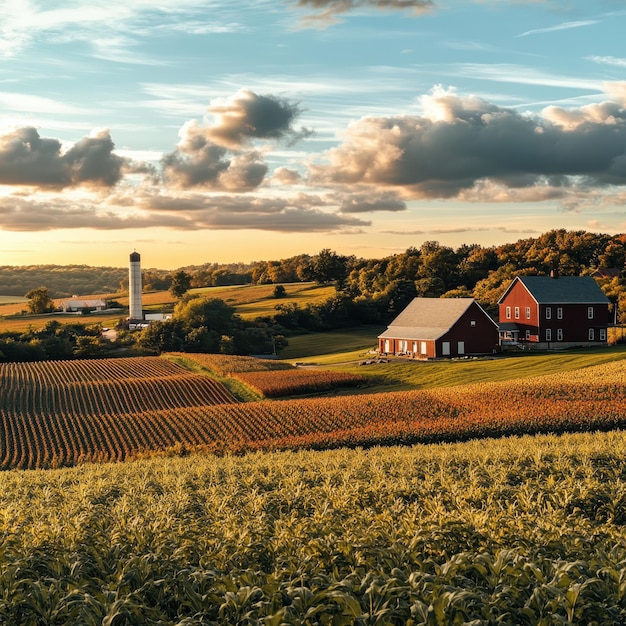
[
  {"left": 498, "top": 274, "right": 610, "bottom": 349},
  {"left": 378, "top": 297, "right": 499, "bottom": 359}
]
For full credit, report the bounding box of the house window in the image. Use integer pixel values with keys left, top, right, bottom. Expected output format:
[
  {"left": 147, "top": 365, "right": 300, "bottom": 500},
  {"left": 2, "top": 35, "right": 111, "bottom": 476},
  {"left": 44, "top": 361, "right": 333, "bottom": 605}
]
[
  {"left": 525, "top": 330, "right": 530, "bottom": 340},
  {"left": 506, "top": 306, "right": 511, "bottom": 319},
  {"left": 420, "top": 341, "right": 427, "bottom": 355},
  {"left": 442, "top": 342, "right": 451, "bottom": 356},
  {"left": 526, "top": 307, "right": 531, "bottom": 319},
  {"left": 557, "top": 328, "right": 563, "bottom": 341},
  {"left": 588, "top": 328, "right": 595, "bottom": 341},
  {"left": 588, "top": 307, "right": 594, "bottom": 319},
  {"left": 545, "top": 307, "right": 552, "bottom": 320},
  {"left": 600, "top": 329, "right": 606, "bottom": 341},
  {"left": 399, "top": 340, "right": 407, "bottom": 352},
  {"left": 458, "top": 341, "right": 465, "bottom": 355},
  {"left": 557, "top": 307, "right": 563, "bottom": 319},
  {"left": 470, "top": 320, "right": 476, "bottom": 327},
  {"left": 514, "top": 307, "right": 520, "bottom": 319},
  {"left": 546, "top": 328, "right": 552, "bottom": 341},
  {"left": 412, "top": 341, "right": 417, "bottom": 353}
]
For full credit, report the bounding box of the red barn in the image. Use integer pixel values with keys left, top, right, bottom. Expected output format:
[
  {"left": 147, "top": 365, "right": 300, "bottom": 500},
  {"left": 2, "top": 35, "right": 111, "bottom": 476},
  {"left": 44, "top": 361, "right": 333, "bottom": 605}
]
[
  {"left": 378, "top": 298, "right": 499, "bottom": 359},
  {"left": 498, "top": 274, "right": 610, "bottom": 349}
]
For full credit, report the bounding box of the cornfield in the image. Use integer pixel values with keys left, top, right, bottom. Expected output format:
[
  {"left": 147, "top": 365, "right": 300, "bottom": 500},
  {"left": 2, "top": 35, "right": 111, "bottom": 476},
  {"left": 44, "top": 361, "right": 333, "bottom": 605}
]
[
  {"left": 0, "top": 356, "right": 624, "bottom": 469},
  {"left": 170, "top": 352, "right": 368, "bottom": 397},
  {"left": 2, "top": 432, "right": 626, "bottom": 623}
]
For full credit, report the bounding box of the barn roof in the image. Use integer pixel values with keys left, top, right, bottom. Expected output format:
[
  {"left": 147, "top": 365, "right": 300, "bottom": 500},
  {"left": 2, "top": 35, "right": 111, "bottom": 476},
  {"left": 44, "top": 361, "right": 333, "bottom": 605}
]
[
  {"left": 498, "top": 275, "right": 610, "bottom": 304},
  {"left": 378, "top": 298, "right": 486, "bottom": 341}
]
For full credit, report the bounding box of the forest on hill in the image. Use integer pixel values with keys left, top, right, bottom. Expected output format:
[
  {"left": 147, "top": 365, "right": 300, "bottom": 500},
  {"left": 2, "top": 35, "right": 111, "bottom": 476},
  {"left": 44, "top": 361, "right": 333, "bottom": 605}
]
[
  {"left": 2, "top": 229, "right": 625, "bottom": 303},
  {"left": 2, "top": 229, "right": 626, "bottom": 361}
]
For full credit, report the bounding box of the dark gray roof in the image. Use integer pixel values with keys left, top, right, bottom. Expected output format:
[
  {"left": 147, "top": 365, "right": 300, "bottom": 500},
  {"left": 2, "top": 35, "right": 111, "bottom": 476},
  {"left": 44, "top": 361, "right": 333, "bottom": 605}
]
[
  {"left": 378, "top": 298, "right": 490, "bottom": 341},
  {"left": 498, "top": 322, "right": 521, "bottom": 332},
  {"left": 501, "top": 276, "right": 609, "bottom": 304}
]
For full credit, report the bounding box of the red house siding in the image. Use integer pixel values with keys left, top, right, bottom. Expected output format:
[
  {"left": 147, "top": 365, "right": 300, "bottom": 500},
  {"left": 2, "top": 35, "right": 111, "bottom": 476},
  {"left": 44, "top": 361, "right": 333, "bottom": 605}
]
[
  {"left": 539, "top": 303, "right": 610, "bottom": 343},
  {"left": 498, "top": 281, "right": 538, "bottom": 341},
  {"left": 499, "top": 277, "right": 610, "bottom": 346},
  {"left": 438, "top": 302, "right": 500, "bottom": 356}
]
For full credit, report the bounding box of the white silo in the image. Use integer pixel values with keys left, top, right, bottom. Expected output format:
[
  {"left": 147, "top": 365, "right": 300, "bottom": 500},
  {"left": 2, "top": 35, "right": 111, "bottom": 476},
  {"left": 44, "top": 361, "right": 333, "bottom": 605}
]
[{"left": 129, "top": 251, "right": 143, "bottom": 321}]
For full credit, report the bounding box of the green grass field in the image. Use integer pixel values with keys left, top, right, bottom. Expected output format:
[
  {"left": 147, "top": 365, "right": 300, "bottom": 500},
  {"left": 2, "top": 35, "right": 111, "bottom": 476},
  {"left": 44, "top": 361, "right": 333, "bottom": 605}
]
[
  {"left": 0, "top": 295, "right": 28, "bottom": 305},
  {"left": 0, "top": 282, "right": 335, "bottom": 331}
]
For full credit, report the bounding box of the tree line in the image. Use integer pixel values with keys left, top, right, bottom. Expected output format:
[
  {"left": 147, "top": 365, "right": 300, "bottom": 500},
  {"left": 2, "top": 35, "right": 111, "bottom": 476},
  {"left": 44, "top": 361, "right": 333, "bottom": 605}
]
[{"left": 2, "top": 229, "right": 625, "bottom": 361}]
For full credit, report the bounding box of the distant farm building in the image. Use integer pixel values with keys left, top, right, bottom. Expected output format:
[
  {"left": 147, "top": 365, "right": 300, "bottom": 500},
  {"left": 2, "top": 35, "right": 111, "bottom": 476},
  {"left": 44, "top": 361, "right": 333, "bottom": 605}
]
[
  {"left": 59, "top": 299, "right": 107, "bottom": 313},
  {"left": 498, "top": 273, "right": 610, "bottom": 349},
  {"left": 378, "top": 297, "right": 499, "bottom": 358}
]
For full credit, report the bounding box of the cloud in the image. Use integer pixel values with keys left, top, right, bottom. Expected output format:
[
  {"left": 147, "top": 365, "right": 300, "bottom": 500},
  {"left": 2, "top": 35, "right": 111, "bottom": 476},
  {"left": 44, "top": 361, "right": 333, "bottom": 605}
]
[
  {"left": 333, "top": 189, "right": 407, "bottom": 213},
  {"left": 205, "top": 89, "right": 312, "bottom": 149},
  {"left": 161, "top": 122, "right": 268, "bottom": 191},
  {"left": 0, "top": 195, "right": 187, "bottom": 231},
  {"left": 308, "top": 85, "right": 626, "bottom": 200},
  {"left": 132, "top": 191, "right": 371, "bottom": 232},
  {"left": 0, "top": 189, "right": 370, "bottom": 233},
  {"left": 517, "top": 19, "right": 599, "bottom": 37},
  {"left": 588, "top": 55, "right": 626, "bottom": 68},
  {"left": 0, "top": 127, "right": 128, "bottom": 189},
  {"left": 161, "top": 89, "right": 312, "bottom": 191},
  {"left": 295, "top": 0, "right": 434, "bottom": 27}
]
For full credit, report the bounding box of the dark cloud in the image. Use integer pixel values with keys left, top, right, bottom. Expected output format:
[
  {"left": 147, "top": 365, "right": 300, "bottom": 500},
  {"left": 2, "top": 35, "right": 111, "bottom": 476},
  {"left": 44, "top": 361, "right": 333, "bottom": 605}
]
[
  {"left": 135, "top": 191, "right": 371, "bottom": 232},
  {"left": 334, "top": 189, "right": 406, "bottom": 213},
  {"left": 0, "top": 189, "right": 368, "bottom": 233},
  {"left": 207, "top": 89, "right": 312, "bottom": 149},
  {"left": 161, "top": 122, "right": 268, "bottom": 191},
  {"left": 136, "top": 193, "right": 370, "bottom": 233},
  {"left": 0, "top": 195, "right": 189, "bottom": 231},
  {"left": 0, "top": 127, "right": 127, "bottom": 189},
  {"left": 296, "top": 0, "right": 434, "bottom": 26},
  {"left": 309, "top": 88, "right": 626, "bottom": 199}
]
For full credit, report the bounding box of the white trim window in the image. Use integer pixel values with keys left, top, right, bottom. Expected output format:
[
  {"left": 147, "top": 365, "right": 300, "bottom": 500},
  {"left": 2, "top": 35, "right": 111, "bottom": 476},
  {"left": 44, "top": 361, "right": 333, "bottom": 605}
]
[
  {"left": 442, "top": 342, "right": 451, "bottom": 356},
  {"left": 557, "top": 307, "right": 563, "bottom": 320},
  {"left": 506, "top": 306, "right": 511, "bottom": 319},
  {"left": 420, "top": 341, "right": 427, "bottom": 355},
  {"left": 526, "top": 307, "right": 531, "bottom": 319},
  {"left": 588, "top": 328, "right": 595, "bottom": 341},
  {"left": 557, "top": 328, "right": 563, "bottom": 341},
  {"left": 525, "top": 330, "right": 531, "bottom": 340},
  {"left": 588, "top": 307, "right": 594, "bottom": 319},
  {"left": 600, "top": 328, "right": 606, "bottom": 341},
  {"left": 545, "top": 307, "right": 552, "bottom": 320},
  {"left": 546, "top": 328, "right": 552, "bottom": 341},
  {"left": 514, "top": 306, "right": 520, "bottom": 319}
]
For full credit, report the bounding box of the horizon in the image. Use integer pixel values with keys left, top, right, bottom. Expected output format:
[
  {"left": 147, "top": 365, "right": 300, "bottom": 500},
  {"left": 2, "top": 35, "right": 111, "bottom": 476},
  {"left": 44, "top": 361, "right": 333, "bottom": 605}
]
[{"left": 1, "top": 1, "right": 625, "bottom": 268}]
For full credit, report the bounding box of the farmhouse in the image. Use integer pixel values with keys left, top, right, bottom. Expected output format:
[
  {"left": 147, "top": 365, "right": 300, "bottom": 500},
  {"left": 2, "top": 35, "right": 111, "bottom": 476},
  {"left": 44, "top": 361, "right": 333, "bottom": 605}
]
[
  {"left": 59, "top": 298, "right": 107, "bottom": 313},
  {"left": 498, "top": 273, "right": 610, "bottom": 349},
  {"left": 378, "top": 297, "right": 499, "bottom": 359}
]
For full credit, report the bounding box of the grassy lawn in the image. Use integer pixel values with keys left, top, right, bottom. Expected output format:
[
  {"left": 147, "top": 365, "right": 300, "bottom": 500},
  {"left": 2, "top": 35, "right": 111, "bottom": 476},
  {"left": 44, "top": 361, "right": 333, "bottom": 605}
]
[
  {"left": 280, "top": 328, "right": 626, "bottom": 392},
  {"left": 280, "top": 325, "right": 383, "bottom": 361}
]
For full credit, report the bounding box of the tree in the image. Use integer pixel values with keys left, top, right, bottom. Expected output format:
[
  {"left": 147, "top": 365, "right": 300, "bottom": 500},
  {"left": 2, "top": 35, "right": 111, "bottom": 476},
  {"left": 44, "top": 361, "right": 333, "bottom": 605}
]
[
  {"left": 306, "top": 249, "right": 349, "bottom": 287},
  {"left": 170, "top": 270, "right": 192, "bottom": 299},
  {"left": 25, "top": 287, "right": 54, "bottom": 314},
  {"left": 273, "top": 284, "right": 286, "bottom": 298}
]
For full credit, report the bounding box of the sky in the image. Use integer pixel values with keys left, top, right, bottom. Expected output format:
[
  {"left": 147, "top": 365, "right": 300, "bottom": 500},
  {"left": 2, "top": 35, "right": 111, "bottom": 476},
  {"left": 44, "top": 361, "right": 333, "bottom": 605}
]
[{"left": 1, "top": 0, "right": 626, "bottom": 270}]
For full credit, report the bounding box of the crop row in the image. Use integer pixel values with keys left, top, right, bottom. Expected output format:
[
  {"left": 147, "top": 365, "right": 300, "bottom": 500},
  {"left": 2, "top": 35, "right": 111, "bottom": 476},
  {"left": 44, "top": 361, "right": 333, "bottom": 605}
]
[
  {"left": 170, "top": 352, "right": 293, "bottom": 375},
  {"left": 1, "top": 360, "right": 624, "bottom": 469},
  {"left": 233, "top": 368, "right": 368, "bottom": 397},
  {"left": 0, "top": 356, "right": 187, "bottom": 385}
]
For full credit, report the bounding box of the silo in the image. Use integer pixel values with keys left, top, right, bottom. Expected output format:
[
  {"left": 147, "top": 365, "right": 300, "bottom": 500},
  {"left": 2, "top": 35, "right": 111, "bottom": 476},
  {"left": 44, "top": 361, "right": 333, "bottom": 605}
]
[{"left": 129, "top": 251, "right": 142, "bottom": 320}]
